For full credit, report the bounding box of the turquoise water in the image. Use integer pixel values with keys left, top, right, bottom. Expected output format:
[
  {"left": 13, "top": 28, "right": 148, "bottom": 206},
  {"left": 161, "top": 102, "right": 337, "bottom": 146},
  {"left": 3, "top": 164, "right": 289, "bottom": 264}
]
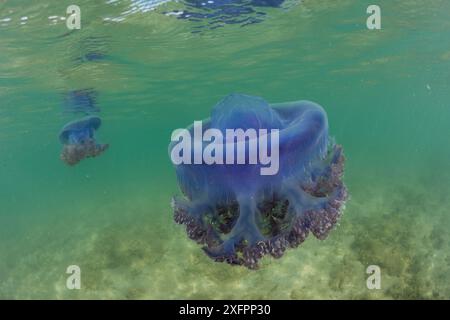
[{"left": 1, "top": 0, "right": 450, "bottom": 299}]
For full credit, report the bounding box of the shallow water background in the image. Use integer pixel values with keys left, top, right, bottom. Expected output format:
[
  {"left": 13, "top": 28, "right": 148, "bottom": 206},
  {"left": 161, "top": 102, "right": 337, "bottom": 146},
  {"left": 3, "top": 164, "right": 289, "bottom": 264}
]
[{"left": 1, "top": 0, "right": 450, "bottom": 299}]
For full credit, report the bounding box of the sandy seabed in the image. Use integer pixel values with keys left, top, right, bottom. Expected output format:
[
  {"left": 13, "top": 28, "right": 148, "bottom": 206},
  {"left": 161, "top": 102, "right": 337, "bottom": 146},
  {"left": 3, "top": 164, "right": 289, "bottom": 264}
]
[{"left": 1, "top": 173, "right": 449, "bottom": 300}]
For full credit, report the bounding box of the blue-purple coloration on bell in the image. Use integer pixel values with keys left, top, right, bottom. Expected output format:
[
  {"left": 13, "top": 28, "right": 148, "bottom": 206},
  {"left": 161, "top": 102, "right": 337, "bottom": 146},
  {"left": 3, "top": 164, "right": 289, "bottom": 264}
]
[
  {"left": 59, "top": 116, "right": 109, "bottom": 166},
  {"left": 170, "top": 94, "right": 347, "bottom": 269}
]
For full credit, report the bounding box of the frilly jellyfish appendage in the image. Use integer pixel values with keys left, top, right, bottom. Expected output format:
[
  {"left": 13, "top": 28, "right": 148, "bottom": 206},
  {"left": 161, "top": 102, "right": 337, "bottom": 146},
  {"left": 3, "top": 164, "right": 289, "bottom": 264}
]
[
  {"left": 59, "top": 116, "right": 109, "bottom": 166},
  {"left": 169, "top": 94, "right": 348, "bottom": 269}
]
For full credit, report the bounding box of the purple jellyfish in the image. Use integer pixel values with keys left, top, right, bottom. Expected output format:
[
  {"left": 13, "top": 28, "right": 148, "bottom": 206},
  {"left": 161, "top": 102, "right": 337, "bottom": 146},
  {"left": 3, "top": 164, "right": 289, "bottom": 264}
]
[
  {"left": 59, "top": 116, "right": 109, "bottom": 166},
  {"left": 169, "top": 94, "right": 348, "bottom": 269}
]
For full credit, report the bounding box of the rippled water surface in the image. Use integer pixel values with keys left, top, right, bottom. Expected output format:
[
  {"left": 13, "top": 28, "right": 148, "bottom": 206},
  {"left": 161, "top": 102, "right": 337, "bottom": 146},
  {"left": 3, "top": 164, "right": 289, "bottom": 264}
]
[{"left": 1, "top": 0, "right": 450, "bottom": 299}]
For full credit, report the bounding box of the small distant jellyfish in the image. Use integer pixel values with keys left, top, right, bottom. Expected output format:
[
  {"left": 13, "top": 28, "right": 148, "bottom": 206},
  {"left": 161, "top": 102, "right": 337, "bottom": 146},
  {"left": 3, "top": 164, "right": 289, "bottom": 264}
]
[
  {"left": 169, "top": 94, "right": 348, "bottom": 269},
  {"left": 59, "top": 116, "right": 109, "bottom": 166}
]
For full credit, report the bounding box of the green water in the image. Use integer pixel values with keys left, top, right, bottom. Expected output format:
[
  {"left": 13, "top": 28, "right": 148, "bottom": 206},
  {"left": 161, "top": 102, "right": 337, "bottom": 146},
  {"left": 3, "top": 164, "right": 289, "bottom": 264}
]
[{"left": 1, "top": 0, "right": 450, "bottom": 299}]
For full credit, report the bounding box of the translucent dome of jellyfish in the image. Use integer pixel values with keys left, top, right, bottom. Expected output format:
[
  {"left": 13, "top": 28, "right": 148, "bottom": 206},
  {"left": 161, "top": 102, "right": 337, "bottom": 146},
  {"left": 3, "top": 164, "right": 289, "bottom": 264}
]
[
  {"left": 169, "top": 94, "right": 348, "bottom": 269},
  {"left": 59, "top": 116, "right": 109, "bottom": 166}
]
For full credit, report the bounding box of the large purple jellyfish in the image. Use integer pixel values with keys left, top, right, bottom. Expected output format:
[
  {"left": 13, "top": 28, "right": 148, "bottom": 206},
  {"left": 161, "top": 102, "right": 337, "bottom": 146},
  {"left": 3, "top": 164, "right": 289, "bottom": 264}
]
[
  {"left": 169, "top": 94, "right": 347, "bottom": 269},
  {"left": 59, "top": 116, "right": 109, "bottom": 166}
]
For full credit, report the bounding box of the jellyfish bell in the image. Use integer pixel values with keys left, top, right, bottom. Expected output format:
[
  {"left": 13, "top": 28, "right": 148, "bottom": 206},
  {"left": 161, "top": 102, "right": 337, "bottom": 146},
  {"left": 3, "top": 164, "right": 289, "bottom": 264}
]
[
  {"left": 59, "top": 116, "right": 109, "bottom": 166},
  {"left": 59, "top": 115, "right": 101, "bottom": 144},
  {"left": 211, "top": 93, "right": 282, "bottom": 131}
]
